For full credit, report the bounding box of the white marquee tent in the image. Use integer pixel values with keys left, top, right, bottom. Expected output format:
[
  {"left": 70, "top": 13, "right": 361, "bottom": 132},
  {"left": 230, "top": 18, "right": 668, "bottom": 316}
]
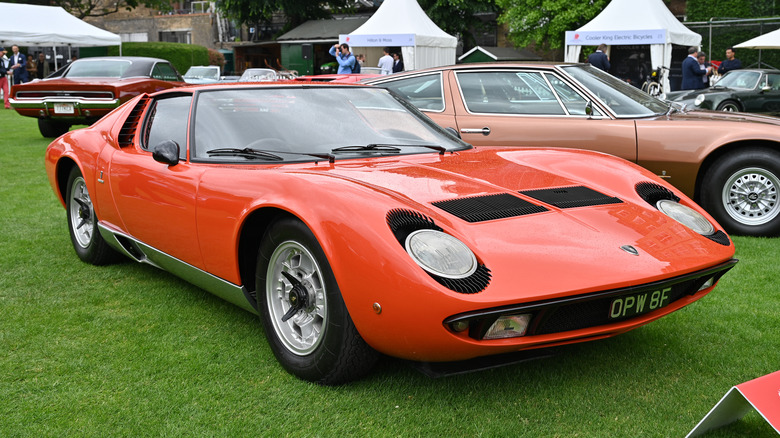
[
  {"left": 0, "top": 3, "right": 121, "bottom": 68},
  {"left": 735, "top": 28, "right": 780, "bottom": 49},
  {"left": 340, "top": 0, "right": 456, "bottom": 71},
  {"left": 564, "top": 0, "right": 700, "bottom": 91}
]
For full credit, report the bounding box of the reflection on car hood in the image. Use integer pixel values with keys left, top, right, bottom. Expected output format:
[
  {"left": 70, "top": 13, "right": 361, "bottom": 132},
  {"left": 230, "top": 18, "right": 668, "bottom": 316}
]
[
  {"left": 667, "top": 87, "right": 734, "bottom": 100},
  {"left": 666, "top": 108, "right": 780, "bottom": 125}
]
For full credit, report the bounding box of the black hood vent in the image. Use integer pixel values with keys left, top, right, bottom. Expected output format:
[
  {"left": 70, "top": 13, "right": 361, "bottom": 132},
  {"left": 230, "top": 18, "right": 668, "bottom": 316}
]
[
  {"left": 117, "top": 95, "right": 150, "bottom": 148},
  {"left": 432, "top": 193, "right": 548, "bottom": 223},
  {"left": 520, "top": 186, "right": 622, "bottom": 209}
]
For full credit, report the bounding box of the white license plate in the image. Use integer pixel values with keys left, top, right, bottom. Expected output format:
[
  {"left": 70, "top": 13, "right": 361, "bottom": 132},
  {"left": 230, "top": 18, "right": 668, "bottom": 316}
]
[{"left": 53, "top": 103, "right": 74, "bottom": 114}]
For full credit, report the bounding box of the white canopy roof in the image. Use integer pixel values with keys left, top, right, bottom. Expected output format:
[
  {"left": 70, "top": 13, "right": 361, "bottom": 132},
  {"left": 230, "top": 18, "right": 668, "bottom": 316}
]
[
  {"left": 564, "top": 0, "right": 701, "bottom": 91},
  {"left": 0, "top": 3, "right": 121, "bottom": 47},
  {"left": 341, "top": 0, "right": 456, "bottom": 71},
  {"left": 735, "top": 29, "right": 780, "bottom": 49}
]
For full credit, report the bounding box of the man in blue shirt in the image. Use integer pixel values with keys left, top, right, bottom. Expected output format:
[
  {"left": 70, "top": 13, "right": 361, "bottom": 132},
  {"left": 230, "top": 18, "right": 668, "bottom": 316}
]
[
  {"left": 587, "top": 44, "right": 610, "bottom": 72},
  {"left": 718, "top": 47, "right": 742, "bottom": 75},
  {"left": 329, "top": 43, "right": 357, "bottom": 74}
]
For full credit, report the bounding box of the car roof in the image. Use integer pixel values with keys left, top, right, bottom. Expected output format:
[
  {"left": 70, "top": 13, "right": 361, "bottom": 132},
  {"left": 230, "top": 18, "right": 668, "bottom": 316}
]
[{"left": 66, "top": 56, "right": 175, "bottom": 78}]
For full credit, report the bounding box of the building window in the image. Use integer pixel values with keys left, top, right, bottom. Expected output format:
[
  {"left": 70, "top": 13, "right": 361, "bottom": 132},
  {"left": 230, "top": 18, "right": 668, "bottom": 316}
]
[
  {"left": 159, "top": 30, "right": 192, "bottom": 44},
  {"left": 121, "top": 32, "right": 149, "bottom": 42}
]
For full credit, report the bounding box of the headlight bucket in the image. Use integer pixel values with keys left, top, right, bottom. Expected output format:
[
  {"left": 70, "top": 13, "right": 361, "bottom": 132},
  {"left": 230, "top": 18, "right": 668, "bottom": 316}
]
[
  {"left": 694, "top": 94, "right": 705, "bottom": 106},
  {"left": 405, "top": 229, "right": 478, "bottom": 279},
  {"left": 656, "top": 199, "right": 715, "bottom": 235}
]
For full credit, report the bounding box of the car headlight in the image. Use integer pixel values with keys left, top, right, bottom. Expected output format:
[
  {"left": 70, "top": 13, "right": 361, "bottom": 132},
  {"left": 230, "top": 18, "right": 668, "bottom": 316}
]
[
  {"left": 694, "top": 94, "right": 705, "bottom": 106},
  {"left": 656, "top": 199, "right": 715, "bottom": 235},
  {"left": 405, "top": 229, "right": 478, "bottom": 279}
]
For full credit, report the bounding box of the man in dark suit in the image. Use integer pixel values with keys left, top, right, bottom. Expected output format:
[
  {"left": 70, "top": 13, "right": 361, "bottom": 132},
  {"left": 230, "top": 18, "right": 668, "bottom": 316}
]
[
  {"left": 392, "top": 52, "right": 404, "bottom": 73},
  {"left": 587, "top": 44, "right": 610, "bottom": 72},
  {"left": 681, "top": 47, "right": 709, "bottom": 90},
  {"left": 9, "top": 45, "right": 28, "bottom": 85}
]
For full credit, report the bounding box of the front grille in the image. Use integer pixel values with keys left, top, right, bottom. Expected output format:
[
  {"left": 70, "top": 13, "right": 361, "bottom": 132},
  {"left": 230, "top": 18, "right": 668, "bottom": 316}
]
[
  {"left": 432, "top": 193, "right": 547, "bottom": 223},
  {"left": 520, "top": 186, "right": 622, "bottom": 209}
]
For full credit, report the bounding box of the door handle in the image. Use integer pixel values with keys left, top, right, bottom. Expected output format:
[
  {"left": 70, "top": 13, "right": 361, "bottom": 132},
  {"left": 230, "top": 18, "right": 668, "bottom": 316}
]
[{"left": 460, "top": 127, "right": 491, "bottom": 136}]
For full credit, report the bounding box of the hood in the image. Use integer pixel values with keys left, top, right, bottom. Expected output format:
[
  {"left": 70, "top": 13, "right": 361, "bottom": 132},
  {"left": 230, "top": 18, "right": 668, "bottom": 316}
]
[{"left": 306, "top": 147, "right": 735, "bottom": 298}]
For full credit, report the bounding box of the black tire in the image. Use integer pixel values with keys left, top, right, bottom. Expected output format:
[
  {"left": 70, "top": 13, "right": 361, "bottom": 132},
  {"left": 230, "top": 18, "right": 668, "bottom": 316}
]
[
  {"left": 256, "top": 217, "right": 378, "bottom": 385},
  {"left": 700, "top": 148, "right": 780, "bottom": 236},
  {"left": 65, "top": 167, "right": 122, "bottom": 264},
  {"left": 38, "top": 119, "right": 71, "bottom": 138},
  {"left": 716, "top": 100, "right": 740, "bottom": 112}
]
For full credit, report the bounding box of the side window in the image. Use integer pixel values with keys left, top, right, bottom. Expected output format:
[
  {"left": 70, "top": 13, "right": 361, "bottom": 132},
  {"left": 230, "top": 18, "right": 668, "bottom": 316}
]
[
  {"left": 544, "top": 73, "right": 602, "bottom": 116},
  {"left": 152, "top": 63, "right": 181, "bottom": 82},
  {"left": 456, "top": 71, "right": 566, "bottom": 115},
  {"left": 144, "top": 95, "right": 192, "bottom": 159},
  {"left": 766, "top": 73, "right": 780, "bottom": 90},
  {"left": 379, "top": 74, "right": 444, "bottom": 111}
]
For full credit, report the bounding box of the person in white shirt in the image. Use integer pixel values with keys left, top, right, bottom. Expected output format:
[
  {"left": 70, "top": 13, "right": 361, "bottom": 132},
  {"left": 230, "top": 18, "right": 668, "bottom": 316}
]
[{"left": 377, "top": 47, "right": 393, "bottom": 75}]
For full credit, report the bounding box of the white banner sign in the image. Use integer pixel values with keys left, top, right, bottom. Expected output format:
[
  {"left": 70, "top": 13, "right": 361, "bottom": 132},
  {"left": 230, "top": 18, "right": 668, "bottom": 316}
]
[
  {"left": 565, "top": 29, "right": 667, "bottom": 46},
  {"left": 340, "top": 33, "right": 416, "bottom": 47}
]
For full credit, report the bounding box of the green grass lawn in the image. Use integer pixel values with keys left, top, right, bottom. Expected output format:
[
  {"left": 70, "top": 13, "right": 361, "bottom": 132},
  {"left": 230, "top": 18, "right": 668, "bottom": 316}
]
[{"left": 1, "top": 109, "right": 778, "bottom": 437}]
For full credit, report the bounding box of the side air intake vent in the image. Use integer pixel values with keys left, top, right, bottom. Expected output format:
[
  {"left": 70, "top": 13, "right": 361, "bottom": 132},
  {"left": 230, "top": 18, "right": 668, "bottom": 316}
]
[
  {"left": 521, "top": 186, "right": 622, "bottom": 208},
  {"left": 117, "top": 95, "right": 150, "bottom": 148},
  {"left": 706, "top": 230, "right": 731, "bottom": 246},
  {"left": 635, "top": 181, "right": 680, "bottom": 205},
  {"left": 385, "top": 209, "right": 491, "bottom": 293},
  {"left": 432, "top": 193, "right": 547, "bottom": 223}
]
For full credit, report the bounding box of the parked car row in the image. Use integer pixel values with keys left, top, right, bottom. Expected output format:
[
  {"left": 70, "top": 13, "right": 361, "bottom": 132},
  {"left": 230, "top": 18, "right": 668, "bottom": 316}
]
[{"left": 11, "top": 57, "right": 780, "bottom": 238}]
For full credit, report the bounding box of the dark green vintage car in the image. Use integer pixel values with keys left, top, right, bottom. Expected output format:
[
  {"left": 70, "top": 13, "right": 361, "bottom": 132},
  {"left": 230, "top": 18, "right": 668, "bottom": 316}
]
[{"left": 667, "top": 69, "right": 780, "bottom": 114}]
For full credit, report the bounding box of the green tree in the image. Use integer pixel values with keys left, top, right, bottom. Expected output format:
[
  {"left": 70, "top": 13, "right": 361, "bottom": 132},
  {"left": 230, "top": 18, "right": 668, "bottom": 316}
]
[
  {"left": 216, "top": 0, "right": 353, "bottom": 36},
  {"left": 496, "top": 0, "right": 608, "bottom": 49},
  {"left": 50, "top": 0, "right": 173, "bottom": 18},
  {"left": 417, "top": 0, "right": 498, "bottom": 48}
]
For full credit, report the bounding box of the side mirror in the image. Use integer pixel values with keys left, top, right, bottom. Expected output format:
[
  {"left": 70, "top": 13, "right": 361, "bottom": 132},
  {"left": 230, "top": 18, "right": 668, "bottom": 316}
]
[
  {"left": 445, "top": 127, "right": 461, "bottom": 139},
  {"left": 585, "top": 101, "right": 593, "bottom": 117},
  {"left": 152, "top": 140, "right": 180, "bottom": 166},
  {"left": 762, "top": 84, "right": 771, "bottom": 92}
]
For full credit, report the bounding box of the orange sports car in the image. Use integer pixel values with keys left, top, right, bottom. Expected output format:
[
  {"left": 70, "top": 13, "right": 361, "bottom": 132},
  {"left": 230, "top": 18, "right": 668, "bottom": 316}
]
[
  {"left": 363, "top": 63, "right": 780, "bottom": 237},
  {"left": 45, "top": 83, "right": 736, "bottom": 384}
]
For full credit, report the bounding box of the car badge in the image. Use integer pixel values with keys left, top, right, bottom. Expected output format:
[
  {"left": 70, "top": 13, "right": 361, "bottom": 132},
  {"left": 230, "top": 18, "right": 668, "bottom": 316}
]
[{"left": 620, "top": 245, "right": 639, "bottom": 256}]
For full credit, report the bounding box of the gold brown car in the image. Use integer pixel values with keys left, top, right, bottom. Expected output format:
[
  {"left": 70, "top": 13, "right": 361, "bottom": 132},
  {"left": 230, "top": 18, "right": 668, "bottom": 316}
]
[{"left": 364, "top": 63, "right": 780, "bottom": 237}]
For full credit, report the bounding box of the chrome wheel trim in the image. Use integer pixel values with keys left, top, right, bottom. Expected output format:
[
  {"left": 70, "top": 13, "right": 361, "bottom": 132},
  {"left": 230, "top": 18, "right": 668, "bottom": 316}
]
[
  {"left": 720, "top": 102, "right": 739, "bottom": 112},
  {"left": 69, "top": 175, "right": 95, "bottom": 248},
  {"left": 265, "top": 240, "right": 327, "bottom": 356},
  {"left": 722, "top": 167, "right": 780, "bottom": 226}
]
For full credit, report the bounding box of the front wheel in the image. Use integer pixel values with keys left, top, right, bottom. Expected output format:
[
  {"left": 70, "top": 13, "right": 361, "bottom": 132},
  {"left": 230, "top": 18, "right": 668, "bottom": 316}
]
[
  {"left": 700, "top": 148, "right": 780, "bottom": 236},
  {"left": 646, "top": 82, "right": 662, "bottom": 98},
  {"left": 716, "top": 100, "right": 740, "bottom": 112},
  {"left": 65, "top": 167, "right": 121, "bottom": 264},
  {"left": 256, "top": 217, "right": 377, "bottom": 384}
]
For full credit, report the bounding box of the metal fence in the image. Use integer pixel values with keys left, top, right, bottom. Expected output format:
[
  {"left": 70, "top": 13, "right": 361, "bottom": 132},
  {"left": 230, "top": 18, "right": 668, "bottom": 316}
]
[{"left": 686, "top": 17, "right": 780, "bottom": 69}]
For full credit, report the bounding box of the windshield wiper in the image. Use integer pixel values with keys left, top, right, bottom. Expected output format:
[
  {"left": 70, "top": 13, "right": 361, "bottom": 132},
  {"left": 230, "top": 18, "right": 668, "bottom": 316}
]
[
  {"left": 331, "top": 143, "right": 447, "bottom": 155},
  {"left": 206, "top": 147, "right": 284, "bottom": 161}
]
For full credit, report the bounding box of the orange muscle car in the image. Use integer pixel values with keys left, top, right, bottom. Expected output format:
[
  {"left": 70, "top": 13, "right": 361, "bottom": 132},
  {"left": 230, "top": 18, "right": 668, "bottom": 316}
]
[
  {"left": 363, "top": 63, "right": 780, "bottom": 237},
  {"left": 45, "top": 83, "right": 736, "bottom": 384}
]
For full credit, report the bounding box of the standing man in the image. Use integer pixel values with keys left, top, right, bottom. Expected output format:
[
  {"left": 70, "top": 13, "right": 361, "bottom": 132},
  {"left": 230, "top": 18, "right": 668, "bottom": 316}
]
[
  {"left": 391, "top": 52, "right": 404, "bottom": 73},
  {"left": 36, "top": 52, "right": 50, "bottom": 79},
  {"left": 698, "top": 51, "right": 713, "bottom": 88},
  {"left": 718, "top": 47, "right": 742, "bottom": 75},
  {"left": 328, "top": 43, "right": 356, "bottom": 74},
  {"left": 587, "top": 44, "right": 610, "bottom": 72},
  {"left": 9, "top": 45, "right": 28, "bottom": 85},
  {"left": 681, "top": 47, "right": 709, "bottom": 90},
  {"left": 377, "top": 47, "right": 393, "bottom": 75},
  {"left": 0, "top": 48, "right": 10, "bottom": 109}
]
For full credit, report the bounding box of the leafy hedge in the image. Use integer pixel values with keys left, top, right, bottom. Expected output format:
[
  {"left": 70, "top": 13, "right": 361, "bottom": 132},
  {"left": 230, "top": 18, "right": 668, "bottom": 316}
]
[{"left": 108, "top": 42, "right": 209, "bottom": 76}]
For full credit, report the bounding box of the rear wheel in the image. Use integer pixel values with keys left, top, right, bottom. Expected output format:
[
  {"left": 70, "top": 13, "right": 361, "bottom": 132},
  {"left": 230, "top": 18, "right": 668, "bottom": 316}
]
[
  {"left": 65, "top": 167, "right": 121, "bottom": 264},
  {"left": 38, "top": 119, "right": 71, "bottom": 138},
  {"left": 716, "top": 100, "right": 740, "bottom": 112},
  {"left": 256, "top": 217, "right": 377, "bottom": 384},
  {"left": 700, "top": 148, "right": 780, "bottom": 236}
]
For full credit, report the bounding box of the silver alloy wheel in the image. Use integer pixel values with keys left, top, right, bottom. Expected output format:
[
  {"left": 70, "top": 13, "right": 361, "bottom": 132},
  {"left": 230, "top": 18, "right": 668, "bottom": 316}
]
[
  {"left": 719, "top": 102, "right": 739, "bottom": 112},
  {"left": 265, "top": 240, "right": 327, "bottom": 356},
  {"left": 722, "top": 166, "right": 780, "bottom": 226},
  {"left": 68, "top": 175, "right": 95, "bottom": 248}
]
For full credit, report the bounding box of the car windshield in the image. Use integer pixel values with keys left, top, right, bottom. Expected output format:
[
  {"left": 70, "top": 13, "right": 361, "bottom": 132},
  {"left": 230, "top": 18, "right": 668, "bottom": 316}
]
[
  {"left": 185, "top": 67, "right": 220, "bottom": 80},
  {"left": 65, "top": 60, "right": 131, "bottom": 78},
  {"left": 191, "top": 87, "right": 470, "bottom": 162},
  {"left": 561, "top": 64, "right": 669, "bottom": 117},
  {"left": 715, "top": 70, "right": 761, "bottom": 89},
  {"left": 239, "top": 69, "right": 278, "bottom": 82}
]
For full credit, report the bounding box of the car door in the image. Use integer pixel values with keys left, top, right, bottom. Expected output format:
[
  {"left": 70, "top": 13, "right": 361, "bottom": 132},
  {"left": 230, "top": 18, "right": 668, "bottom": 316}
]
[
  {"left": 742, "top": 72, "right": 780, "bottom": 114},
  {"left": 447, "top": 69, "right": 639, "bottom": 163},
  {"left": 108, "top": 93, "right": 206, "bottom": 269}
]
